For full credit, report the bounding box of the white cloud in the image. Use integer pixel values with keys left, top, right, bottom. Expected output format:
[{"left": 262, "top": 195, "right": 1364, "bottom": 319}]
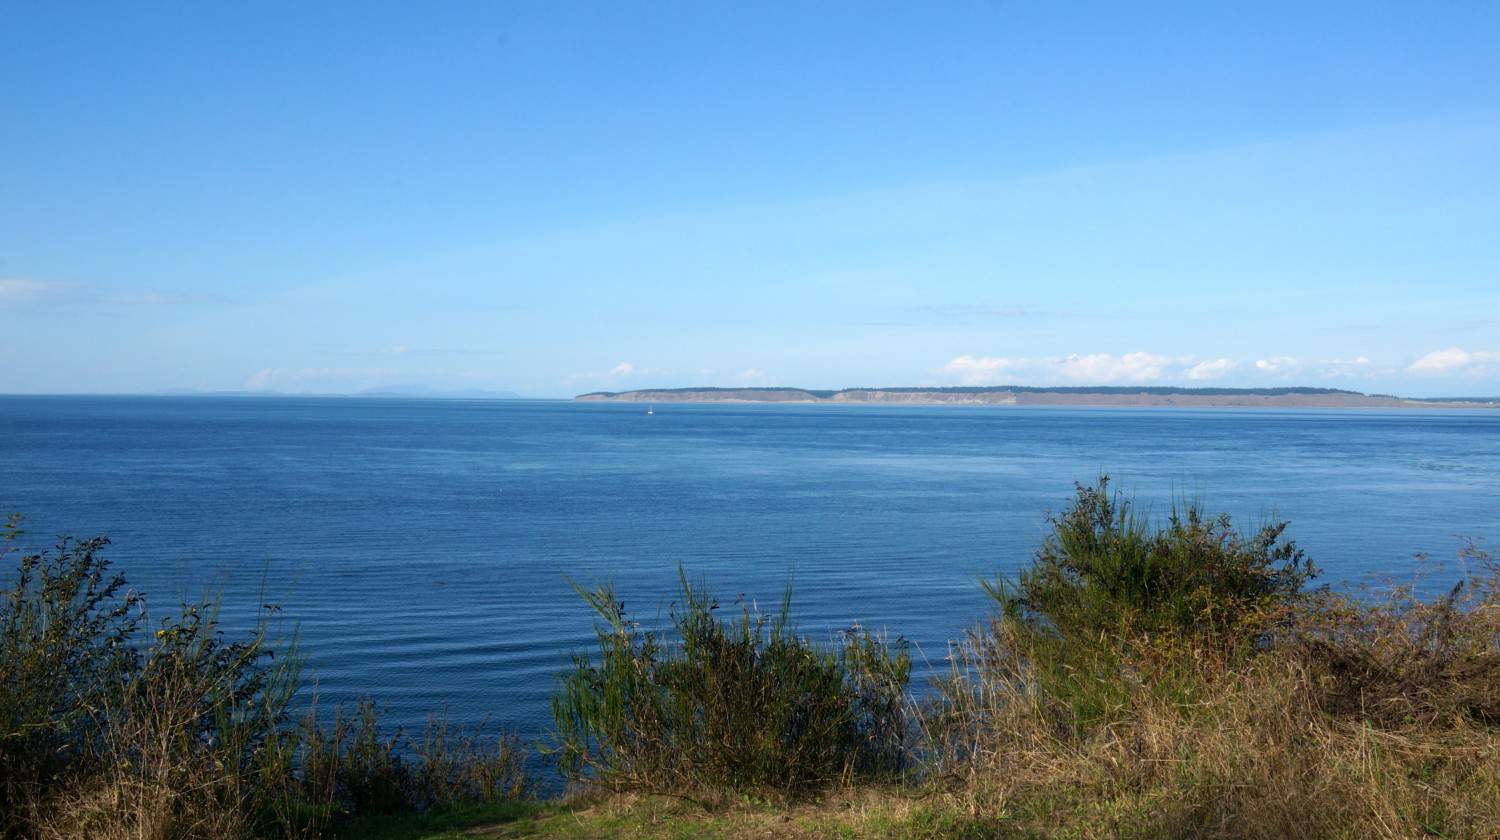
[
  {"left": 1185, "top": 357, "right": 1237, "bottom": 380},
  {"left": 941, "top": 355, "right": 1029, "bottom": 385},
  {"left": 1254, "top": 356, "right": 1301, "bottom": 374},
  {"left": 941, "top": 352, "right": 1407, "bottom": 386},
  {"left": 245, "top": 368, "right": 276, "bottom": 390},
  {"left": 1408, "top": 347, "right": 1500, "bottom": 376},
  {"left": 1056, "top": 352, "right": 1178, "bottom": 382},
  {"left": 569, "top": 361, "right": 673, "bottom": 382},
  {"left": 942, "top": 352, "right": 1185, "bottom": 385},
  {"left": 738, "top": 368, "right": 768, "bottom": 384},
  {"left": 1309, "top": 356, "right": 1391, "bottom": 380},
  {"left": 1247, "top": 355, "right": 1395, "bottom": 381}
]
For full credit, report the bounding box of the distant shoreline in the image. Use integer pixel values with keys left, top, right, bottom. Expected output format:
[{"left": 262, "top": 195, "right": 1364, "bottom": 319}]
[{"left": 576, "top": 386, "right": 1500, "bottom": 410}]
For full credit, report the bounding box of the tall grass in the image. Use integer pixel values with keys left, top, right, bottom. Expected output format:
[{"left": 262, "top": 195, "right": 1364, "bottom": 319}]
[
  {"left": 1292, "top": 541, "right": 1500, "bottom": 728},
  {"left": 6, "top": 476, "right": 1500, "bottom": 838},
  {"left": 0, "top": 516, "right": 533, "bottom": 839},
  {"left": 926, "top": 479, "right": 1500, "bottom": 838},
  {"left": 966, "top": 478, "right": 1318, "bottom": 733},
  {"left": 0, "top": 514, "right": 308, "bottom": 838},
  {"left": 296, "top": 700, "right": 531, "bottom": 822},
  {"left": 550, "top": 569, "right": 911, "bottom": 799},
  {"left": 1, "top": 519, "right": 142, "bottom": 828},
  {"left": 31, "top": 600, "right": 303, "bottom": 839}
]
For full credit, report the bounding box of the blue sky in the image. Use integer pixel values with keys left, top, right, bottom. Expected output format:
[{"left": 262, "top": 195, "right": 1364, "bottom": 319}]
[{"left": 4, "top": 2, "right": 1499, "bottom": 397}]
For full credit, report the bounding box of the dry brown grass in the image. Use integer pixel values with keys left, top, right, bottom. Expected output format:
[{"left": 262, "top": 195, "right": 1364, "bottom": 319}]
[
  {"left": 35, "top": 771, "right": 259, "bottom": 840},
  {"left": 9, "top": 501, "right": 1499, "bottom": 839},
  {"left": 923, "top": 550, "right": 1500, "bottom": 839},
  {"left": 2, "top": 522, "right": 533, "bottom": 840}
]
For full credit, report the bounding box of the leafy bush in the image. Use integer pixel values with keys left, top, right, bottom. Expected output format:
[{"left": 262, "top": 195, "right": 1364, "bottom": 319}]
[
  {"left": 0, "top": 518, "right": 533, "bottom": 839},
  {"left": 1, "top": 518, "right": 145, "bottom": 834},
  {"left": 298, "top": 700, "right": 411, "bottom": 820},
  {"left": 970, "top": 478, "right": 1317, "bottom": 731},
  {"left": 925, "top": 482, "right": 1500, "bottom": 839},
  {"left": 9, "top": 483, "right": 1500, "bottom": 839},
  {"left": 297, "top": 700, "right": 531, "bottom": 822},
  {"left": 34, "top": 599, "right": 302, "bottom": 840},
  {"left": 0, "top": 513, "right": 304, "bottom": 838},
  {"left": 995, "top": 477, "right": 1316, "bottom": 646},
  {"left": 550, "top": 569, "right": 911, "bottom": 798}
]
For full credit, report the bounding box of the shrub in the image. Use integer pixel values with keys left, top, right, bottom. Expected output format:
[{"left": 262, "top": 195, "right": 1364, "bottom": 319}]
[
  {"left": 296, "top": 700, "right": 531, "bottom": 822},
  {"left": 411, "top": 711, "right": 531, "bottom": 808},
  {"left": 550, "top": 569, "right": 911, "bottom": 799},
  {"left": 969, "top": 478, "right": 1317, "bottom": 732},
  {"left": 1, "top": 518, "right": 145, "bottom": 834},
  {"left": 1291, "top": 541, "right": 1500, "bottom": 728},
  {"left": 0, "top": 509, "right": 302, "bottom": 839},
  {"left": 298, "top": 699, "right": 412, "bottom": 820},
  {"left": 0, "top": 519, "right": 534, "bottom": 839},
  {"left": 33, "top": 599, "right": 302, "bottom": 840},
  {"left": 924, "top": 483, "right": 1500, "bottom": 838},
  {"left": 996, "top": 477, "right": 1316, "bottom": 646}
]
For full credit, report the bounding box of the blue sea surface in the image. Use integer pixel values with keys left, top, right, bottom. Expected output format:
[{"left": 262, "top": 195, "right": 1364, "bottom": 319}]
[{"left": 2, "top": 396, "right": 1498, "bottom": 746}]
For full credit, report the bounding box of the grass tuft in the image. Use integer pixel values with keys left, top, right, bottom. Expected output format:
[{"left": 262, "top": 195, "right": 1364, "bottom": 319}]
[{"left": 0, "top": 515, "right": 534, "bottom": 839}]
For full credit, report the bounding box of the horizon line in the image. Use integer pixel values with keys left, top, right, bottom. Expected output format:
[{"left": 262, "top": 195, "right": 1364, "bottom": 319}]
[
  {"left": 577, "top": 384, "right": 1500, "bottom": 402},
  {"left": 5, "top": 384, "right": 1500, "bottom": 403}
]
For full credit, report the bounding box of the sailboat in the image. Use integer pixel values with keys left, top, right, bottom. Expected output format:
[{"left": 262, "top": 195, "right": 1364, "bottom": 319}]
[{"left": 646, "top": 405, "right": 654, "bottom": 415}]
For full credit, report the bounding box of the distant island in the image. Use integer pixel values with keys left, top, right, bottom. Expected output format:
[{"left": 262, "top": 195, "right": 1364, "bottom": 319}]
[{"left": 577, "top": 386, "right": 1500, "bottom": 409}]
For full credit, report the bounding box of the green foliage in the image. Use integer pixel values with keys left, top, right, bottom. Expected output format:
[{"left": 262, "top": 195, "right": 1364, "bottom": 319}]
[
  {"left": 929, "top": 483, "right": 1500, "bottom": 839},
  {"left": 298, "top": 700, "right": 532, "bottom": 823},
  {"left": 411, "top": 712, "right": 531, "bottom": 809},
  {"left": 0, "top": 518, "right": 533, "bottom": 839},
  {"left": 550, "top": 569, "right": 911, "bottom": 798},
  {"left": 993, "top": 476, "right": 1317, "bottom": 644},
  {"left": 8, "top": 483, "right": 1500, "bottom": 838},
  {"left": 1, "top": 519, "right": 144, "bottom": 831},
  {"left": 0, "top": 514, "right": 305, "bottom": 837},
  {"left": 974, "top": 477, "right": 1317, "bottom": 731}
]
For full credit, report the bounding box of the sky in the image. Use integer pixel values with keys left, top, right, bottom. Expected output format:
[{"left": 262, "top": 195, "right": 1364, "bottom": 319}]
[{"left": 3, "top": 2, "right": 1499, "bottom": 398}]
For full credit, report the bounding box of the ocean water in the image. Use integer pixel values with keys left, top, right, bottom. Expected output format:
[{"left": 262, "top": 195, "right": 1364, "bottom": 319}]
[{"left": 2, "top": 396, "right": 1498, "bottom": 746}]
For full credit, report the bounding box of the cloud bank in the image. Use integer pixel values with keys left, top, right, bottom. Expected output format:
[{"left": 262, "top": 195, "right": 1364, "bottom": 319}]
[
  {"left": 942, "top": 352, "right": 1203, "bottom": 385},
  {"left": 1408, "top": 347, "right": 1500, "bottom": 376},
  {"left": 942, "top": 349, "right": 1493, "bottom": 386}
]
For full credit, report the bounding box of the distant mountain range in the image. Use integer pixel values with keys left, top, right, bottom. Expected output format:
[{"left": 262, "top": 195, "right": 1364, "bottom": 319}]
[
  {"left": 151, "top": 385, "right": 525, "bottom": 400},
  {"left": 576, "top": 386, "right": 1500, "bottom": 409}
]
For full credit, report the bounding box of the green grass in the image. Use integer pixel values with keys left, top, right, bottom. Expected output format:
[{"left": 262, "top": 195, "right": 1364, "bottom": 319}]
[
  {"left": 336, "top": 802, "right": 553, "bottom": 840},
  {"left": 343, "top": 795, "right": 1005, "bottom": 840}
]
